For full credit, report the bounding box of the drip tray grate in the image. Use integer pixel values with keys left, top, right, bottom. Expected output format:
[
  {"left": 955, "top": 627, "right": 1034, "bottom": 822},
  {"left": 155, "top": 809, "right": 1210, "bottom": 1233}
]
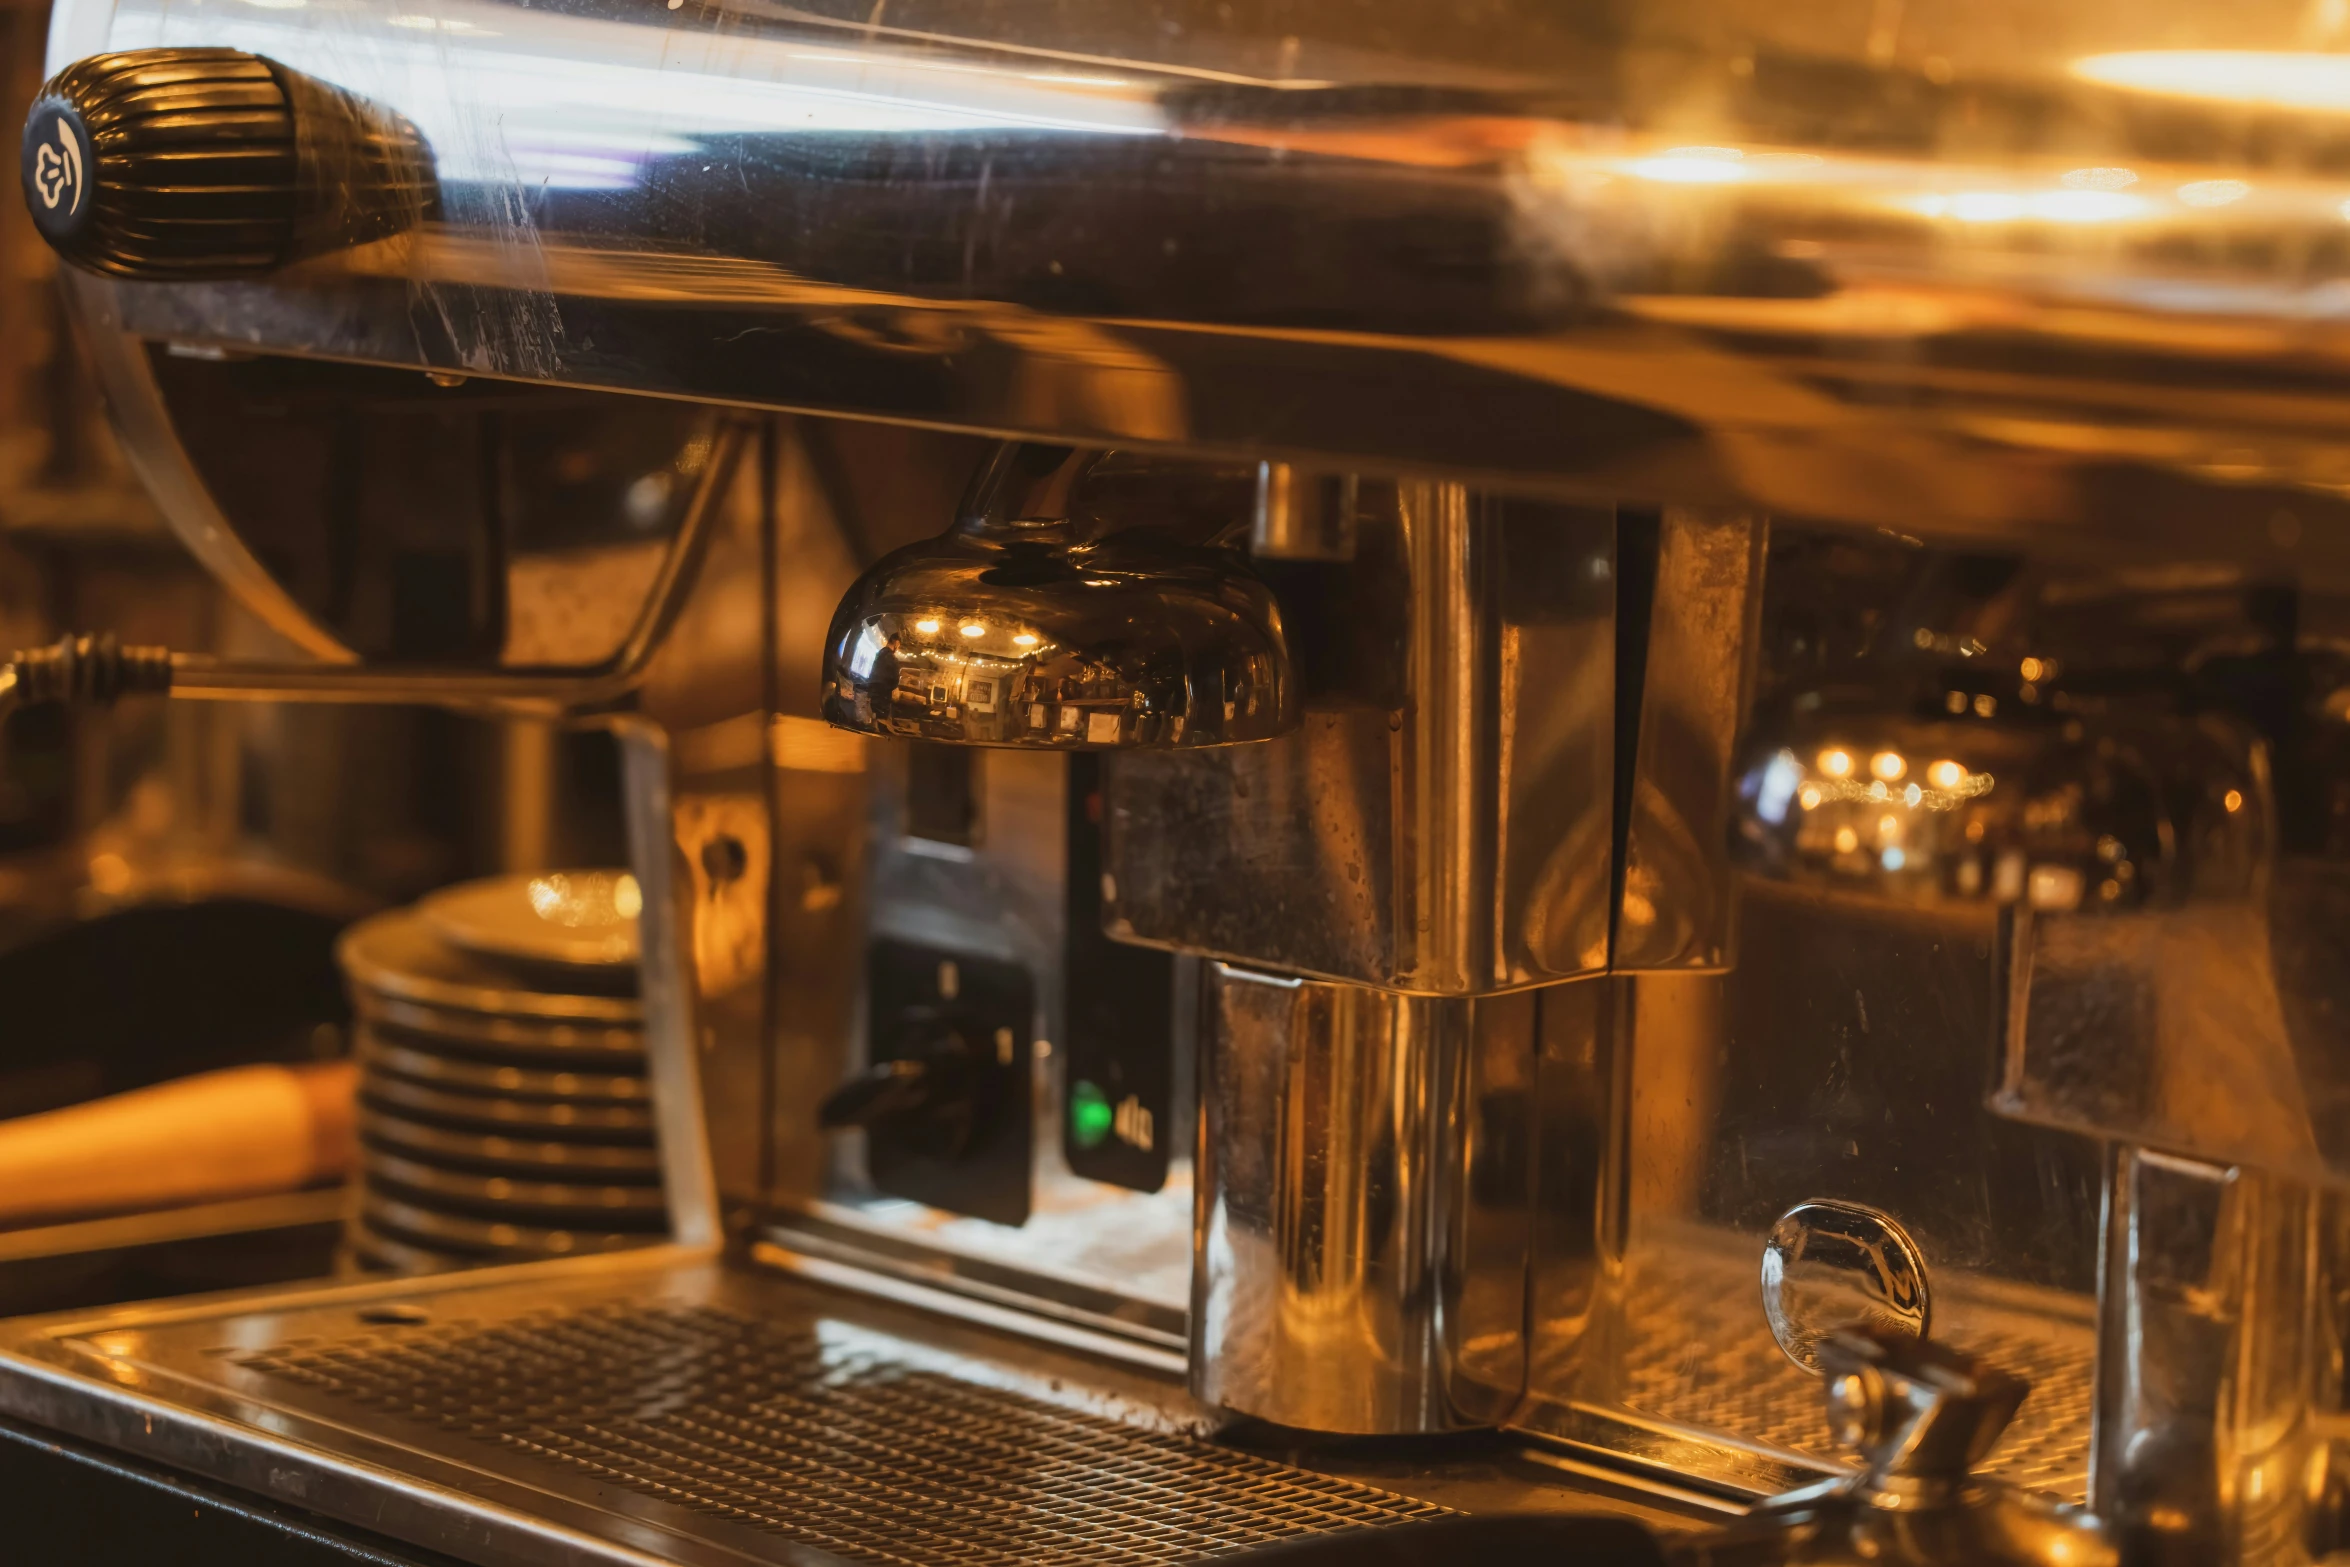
[{"left": 235, "top": 1302, "right": 1447, "bottom": 1566}]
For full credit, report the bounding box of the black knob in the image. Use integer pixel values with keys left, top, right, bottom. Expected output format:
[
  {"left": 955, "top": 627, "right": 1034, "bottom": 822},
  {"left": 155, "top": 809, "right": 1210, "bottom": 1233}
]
[
  {"left": 818, "top": 1032, "right": 984, "bottom": 1157},
  {"left": 21, "top": 47, "right": 432, "bottom": 280}
]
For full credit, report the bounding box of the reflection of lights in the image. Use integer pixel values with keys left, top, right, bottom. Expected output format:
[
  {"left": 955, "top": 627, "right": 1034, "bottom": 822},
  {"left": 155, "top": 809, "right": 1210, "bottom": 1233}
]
[
  {"left": 389, "top": 13, "right": 498, "bottom": 30},
  {"left": 2031, "top": 189, "right": 2142, "bottom": 222},
  {"left": 1834, "top": 826, "right": 1861, "bottom": 854},
  {"left": 1805, "top": 769, "right": 1994, "bottom": 812},
  {"left": 2074, "top": 51, "right": 2350, "bottom": 114},
  {"left": 189, "top": 7, "right": 1165, "bottom": 191},
  {"left": 88, "top": 852, "right": 132, "bottom": 895},
  {"left": 960, "top": 623, "right": 986, "bottom": 637},
  {"left": 2178, "top": 179, "right": 2252, "bottom": 207},
  {"left": 1799, "top": 785, "right": 1823, "bottom": 810},
  {"left": 2225, "top": 788, "right": 2245, "bottom": 812},
  {"left": 1013, "top": 633, "right": 1038, "bottom": 647},
  {"left": 1903, "top": 190, "right": 2143, "bottom": 223},
  {"left": 526, "top": 870, "right": 640, "bottom": 925},
  {"left": 1818, "top": 748, "right": 1855, "bottom": 778},
  {"left": 1974, "top": 694, "right": 1998, "bottom": 717},
  {"left": 2061, "top": 166, "right": 2138, "bottom": 191},
  {"left": 1927, "top": 760, "right": 1969, "bottom": 790},
  {"left": 1629, "top": 146, "right": 1747, "bottom": 183},
  {"left": 1757, "top": 749, "right": 1804, "bottom": 824},
  {"left": 1870, "top": 751, "right": 1907, "bottom": 782},
  {"left": 1878, "top": 814, "right": 1903, "bottom": 842},
  {"left": 2019, "top": 656, "right": 2047, "bottom": 682},
  {"left": 2029, "top": 864, "right": 2085, "bottom": 910},
  {"left": 1882, "top": 848, "right": 1907, "bottom": 871},
  {"left": 914, "top": 618, "right": 940, "bottom": 634}
]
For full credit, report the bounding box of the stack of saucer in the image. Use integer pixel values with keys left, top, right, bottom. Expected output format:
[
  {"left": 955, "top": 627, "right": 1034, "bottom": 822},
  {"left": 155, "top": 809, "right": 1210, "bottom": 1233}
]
[{"left": 337, "top": 871, "right": 668, "bottom": 1272}]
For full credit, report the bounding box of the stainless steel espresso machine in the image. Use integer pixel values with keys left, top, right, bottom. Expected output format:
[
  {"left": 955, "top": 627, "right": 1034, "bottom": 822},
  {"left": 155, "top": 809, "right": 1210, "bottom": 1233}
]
[{"left": 5, "top": 1, "right": 2349, "bottom": 1563}]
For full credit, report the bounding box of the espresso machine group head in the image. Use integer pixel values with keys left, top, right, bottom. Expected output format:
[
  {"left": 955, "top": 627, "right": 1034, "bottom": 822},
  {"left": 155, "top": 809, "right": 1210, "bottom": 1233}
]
[
  {"left": 821, "top": 442, "right": 1296, "bottom": 750},
  {"left": 9, "top": 6, "right": 2350, "bottom": 1567}
]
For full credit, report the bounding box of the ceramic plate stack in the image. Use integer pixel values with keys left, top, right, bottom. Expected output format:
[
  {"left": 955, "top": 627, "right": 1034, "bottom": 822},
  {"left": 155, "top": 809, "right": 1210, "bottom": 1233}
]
[{"left": 336, "top": 872, "right": 667, "bottom": 1272}]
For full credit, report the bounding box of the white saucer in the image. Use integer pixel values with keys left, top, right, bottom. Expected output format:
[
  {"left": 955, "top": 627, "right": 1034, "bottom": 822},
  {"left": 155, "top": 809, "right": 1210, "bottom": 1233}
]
[{"left": 417, "top": 870, "right": 642, "bottom": 969}]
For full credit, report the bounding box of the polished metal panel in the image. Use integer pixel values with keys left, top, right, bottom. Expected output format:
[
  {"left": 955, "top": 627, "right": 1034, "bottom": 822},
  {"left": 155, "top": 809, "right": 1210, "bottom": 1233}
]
[
  {"left": 1614, "top": 509, "right": 1766, "bottom": 974},
  {"left": 1759, "top": 1200, "right": 1931, "bottom": 1376},
  {"left": 0, "top": 1254, "right": 1450, "bottom": 1567},
  {"left": 1527, "top": 727, "right": 2105, "bottom": 1501},
  {"left": 1523, "top": 1162, "right": 2098, "bottom": 1504},
  {"left": 1105, "top": 487, "right": 1617, "bottom": 994},
  {"left": 821, "top": 444, "right": 1295, "bottom": 750},
  {"left": 1192, "top": 962, "right": 1533, "bottom": 1434},
  {"left": 1251, "top": 464, "right": 1358, "bottom": 564},
  {"left": 2092, "top": 1148, "right": 2337, "bottom": 1567},
  {"left": 1526, "top": 510, "right": 2350, "bottom": 1543},
  {"left": 791, "top": 712, "right": 1201, "bottom": 1327},
  {"left": 40, "top": 0, "right": 2350, "bottom": 550},
  {"left": 1674, "top": 1329, "right": 2115, "bottom": 1567},
  {"left": 64, "top": 318, "right": 742, "bottom": 680}
]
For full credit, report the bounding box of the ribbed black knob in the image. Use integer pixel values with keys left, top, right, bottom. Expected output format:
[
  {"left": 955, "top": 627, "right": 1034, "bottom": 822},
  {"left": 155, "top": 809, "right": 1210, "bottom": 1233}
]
[{"left": 21, "top": 47, "right": 431, "bottom": 280}]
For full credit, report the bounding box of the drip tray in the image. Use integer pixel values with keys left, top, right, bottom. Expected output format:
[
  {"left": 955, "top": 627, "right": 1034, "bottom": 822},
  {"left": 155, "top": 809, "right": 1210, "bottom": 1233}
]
[{"left": 0, "top": 1253, "right": 1446, "bottom": 1567}]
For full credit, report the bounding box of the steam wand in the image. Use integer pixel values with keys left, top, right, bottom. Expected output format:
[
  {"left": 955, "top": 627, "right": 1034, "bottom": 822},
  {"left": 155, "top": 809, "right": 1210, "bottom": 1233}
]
[{"left": 0, "top": 634, "right": 175, "bottom": 725}]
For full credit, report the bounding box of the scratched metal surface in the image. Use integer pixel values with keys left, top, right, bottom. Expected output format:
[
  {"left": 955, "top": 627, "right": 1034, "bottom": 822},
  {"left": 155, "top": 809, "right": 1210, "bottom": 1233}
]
[{"left": 38, "top": 0, "right": 2350, "bottom": 552}]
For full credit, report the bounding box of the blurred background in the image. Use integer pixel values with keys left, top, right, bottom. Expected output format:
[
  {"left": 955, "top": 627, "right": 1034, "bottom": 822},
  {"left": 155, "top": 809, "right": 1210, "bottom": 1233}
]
[{"left": 0, "top": 0, "right": 630, "bottom": 1314}]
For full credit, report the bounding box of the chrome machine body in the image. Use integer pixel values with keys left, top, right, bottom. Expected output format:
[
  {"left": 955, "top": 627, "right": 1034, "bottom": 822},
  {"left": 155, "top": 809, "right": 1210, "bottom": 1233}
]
[{"left": 9, "top": 0, "right": 2350, "bottom": 1563}]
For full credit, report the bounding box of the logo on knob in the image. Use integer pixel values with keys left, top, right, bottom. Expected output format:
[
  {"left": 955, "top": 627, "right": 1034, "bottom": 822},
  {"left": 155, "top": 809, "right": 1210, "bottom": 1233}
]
[{"left": 30, "top": 112, "right": 82, "bottom": 216}]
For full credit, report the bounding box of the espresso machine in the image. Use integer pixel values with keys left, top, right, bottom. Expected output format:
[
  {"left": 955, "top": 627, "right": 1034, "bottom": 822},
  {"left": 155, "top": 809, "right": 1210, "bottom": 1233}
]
[{"left": 3, "top": 0, "right": 2347, "bottom": 1562}]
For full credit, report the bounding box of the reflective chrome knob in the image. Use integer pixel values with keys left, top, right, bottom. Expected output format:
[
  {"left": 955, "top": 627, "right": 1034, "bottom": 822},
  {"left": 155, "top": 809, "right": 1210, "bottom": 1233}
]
[
  {"left": 22, "top": 48, "right": 432, "bottom": 279},
  {"left": 1761, "top": 1199, "right": 1932, "bottom": 1375}
]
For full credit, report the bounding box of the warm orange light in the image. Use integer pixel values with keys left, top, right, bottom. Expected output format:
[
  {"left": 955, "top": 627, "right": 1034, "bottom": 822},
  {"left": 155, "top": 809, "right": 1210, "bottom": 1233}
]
[
  {"left": 1798, "top": 785, "right": 1823, "bottom": 811},
  {"left": 1817, "top": 749, "right": 1855, "bottom": 779},
  {"left": 2178, "top": 178, "right": 2251, "bottom": 208},
  {"left": 1013, "top": 632, "right": 1038, "bottom": 647},
  {"left": 1927, "top": 760, "right": 1968, "bottom": 790},
  {"left": 1870, "top": 751, "right": 1907, "bottom": 782},
  {"left": 2225, "top": 789, "right": 2244, "bottom": 813},
  {"left": 914, "top": 618, "right": 940, "bottom": 634},
  {"left": 1628, "top": 146, "right": 1747, "bottom": 184},
  {"left": 2019, "top": 657, "right": 2046, "bottom": 682},
  {"left": 2073, "top": 50, "right": 2350, "bottom": 114},
  {"left": 2061, "top": 167, "right": 2138, "bottom": 192},
  {"left": 960, "top": 622, "right": 986, "bottom": 638},
  {"left": 1833, "top": 826, "right": 1860, "bottom": 854}
]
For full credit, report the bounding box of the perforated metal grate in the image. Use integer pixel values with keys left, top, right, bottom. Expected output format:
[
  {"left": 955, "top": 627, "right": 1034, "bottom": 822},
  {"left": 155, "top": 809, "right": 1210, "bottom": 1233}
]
[
  {"left": 236, "top": 1302, "right": 1449, "bottom": 1566},
  {"left": 1606, "top": 1247, "right": 2094, "bottom": 1502}
]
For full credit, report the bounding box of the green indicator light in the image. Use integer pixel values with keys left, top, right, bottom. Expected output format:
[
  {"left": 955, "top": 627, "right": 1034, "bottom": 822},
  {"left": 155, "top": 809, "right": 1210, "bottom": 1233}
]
[{"left": 1070, "top": 1080, "right": 1113, "bottom": 1149}]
